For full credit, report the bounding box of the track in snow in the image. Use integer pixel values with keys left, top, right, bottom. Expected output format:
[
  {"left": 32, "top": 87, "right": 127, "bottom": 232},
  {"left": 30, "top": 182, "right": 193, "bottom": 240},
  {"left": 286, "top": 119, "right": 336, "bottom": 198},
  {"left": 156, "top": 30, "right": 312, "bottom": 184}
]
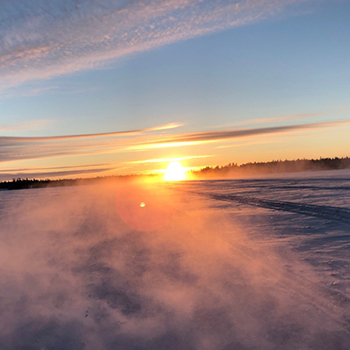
[{"left": 210, "top": 193, "right": 350, "bottom": 225}]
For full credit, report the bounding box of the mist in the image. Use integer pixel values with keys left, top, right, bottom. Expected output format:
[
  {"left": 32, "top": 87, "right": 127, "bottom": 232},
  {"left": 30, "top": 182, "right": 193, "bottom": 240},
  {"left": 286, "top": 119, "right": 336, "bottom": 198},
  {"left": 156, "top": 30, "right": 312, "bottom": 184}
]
[{"left": 0, "top": 179, "right": 349, "bottom": 349}]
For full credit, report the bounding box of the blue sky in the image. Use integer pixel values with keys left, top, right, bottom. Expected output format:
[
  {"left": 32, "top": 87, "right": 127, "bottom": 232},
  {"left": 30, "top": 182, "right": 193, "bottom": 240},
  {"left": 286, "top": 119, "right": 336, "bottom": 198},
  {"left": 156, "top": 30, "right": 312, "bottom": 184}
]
[{"left": 0, "top": 0, "right": 350, "bottom": 179}]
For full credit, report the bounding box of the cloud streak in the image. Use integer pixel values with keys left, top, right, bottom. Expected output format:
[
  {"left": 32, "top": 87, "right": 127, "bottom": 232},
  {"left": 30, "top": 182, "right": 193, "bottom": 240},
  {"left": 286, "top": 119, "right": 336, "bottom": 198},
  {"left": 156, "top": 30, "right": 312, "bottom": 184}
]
[
  {"left": 0, "top": 162, "right": 121, "bottom": 180},
  {"left": 0, "top": 123, "right": 182, "bottom": 143},
  {"left": 128, "top": 121, "right": 350, "bottom": 150},
  {"left": 0, "top": 120, "right": 348, "bottom": 179},
  {"left": 0, "top": 123, "right": 183, "bottom": 167},
  {"left": 1, "top": 0, "right": 314, "bottom": 90},
  {"left": 128, "top": 155, "right": 213, "bottom": 165}
]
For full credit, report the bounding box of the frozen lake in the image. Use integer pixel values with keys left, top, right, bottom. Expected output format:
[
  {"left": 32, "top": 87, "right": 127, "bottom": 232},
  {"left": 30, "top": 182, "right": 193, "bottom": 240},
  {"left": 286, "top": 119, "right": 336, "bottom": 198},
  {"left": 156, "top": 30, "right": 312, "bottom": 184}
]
[{"left": 0, "top": 170, "right": 349, "bottom": 349}]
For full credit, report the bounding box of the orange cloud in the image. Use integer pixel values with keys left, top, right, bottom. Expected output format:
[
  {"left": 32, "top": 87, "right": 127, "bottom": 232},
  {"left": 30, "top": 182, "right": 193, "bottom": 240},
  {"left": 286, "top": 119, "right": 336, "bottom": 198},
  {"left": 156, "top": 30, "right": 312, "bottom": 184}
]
[
  {"left": 128, "top": 155, "right": 214, "bottom": 164},
  {"left": 127, "top": 121, "right": 350, "bottom": 150},
  {"left": 1, "top": 120, "right": 348, "bottom": 165},
  {"left": 0, "top": 120, "right": 348, "bottom": 180},
  {"left": 0, "top": 122, "right": 182, "bottom": 143}
]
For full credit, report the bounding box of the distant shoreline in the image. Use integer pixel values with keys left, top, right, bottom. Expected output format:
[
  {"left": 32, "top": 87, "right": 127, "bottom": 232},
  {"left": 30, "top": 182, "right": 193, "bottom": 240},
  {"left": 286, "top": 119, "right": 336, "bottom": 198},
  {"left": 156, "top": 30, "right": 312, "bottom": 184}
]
[
  {"left": 1, "top": 157, "right": 349, "bottom": 190},
  {"left": 192, "top": 157, "right": 350, "bottom": 179}
]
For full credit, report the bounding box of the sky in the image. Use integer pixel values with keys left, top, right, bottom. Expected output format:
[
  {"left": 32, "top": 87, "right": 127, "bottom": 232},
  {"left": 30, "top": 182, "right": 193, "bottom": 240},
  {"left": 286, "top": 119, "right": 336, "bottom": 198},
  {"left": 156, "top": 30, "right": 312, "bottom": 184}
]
[{"left": 0, "top": 0, "right": 350, "bottom": 180}]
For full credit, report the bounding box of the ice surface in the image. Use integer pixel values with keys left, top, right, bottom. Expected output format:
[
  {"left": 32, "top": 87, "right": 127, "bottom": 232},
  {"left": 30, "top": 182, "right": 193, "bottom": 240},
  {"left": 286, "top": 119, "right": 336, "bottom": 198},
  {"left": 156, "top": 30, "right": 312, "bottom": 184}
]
[{"left": 0, "top": 171, "right": 349, "bottom": 349}]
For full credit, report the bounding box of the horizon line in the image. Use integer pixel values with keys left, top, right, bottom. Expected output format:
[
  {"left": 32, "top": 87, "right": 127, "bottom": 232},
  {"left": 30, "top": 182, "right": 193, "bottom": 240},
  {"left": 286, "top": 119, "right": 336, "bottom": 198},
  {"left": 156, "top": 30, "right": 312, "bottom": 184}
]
[{"left": 1, "top": 155, "right": 349, "bottom": 183}]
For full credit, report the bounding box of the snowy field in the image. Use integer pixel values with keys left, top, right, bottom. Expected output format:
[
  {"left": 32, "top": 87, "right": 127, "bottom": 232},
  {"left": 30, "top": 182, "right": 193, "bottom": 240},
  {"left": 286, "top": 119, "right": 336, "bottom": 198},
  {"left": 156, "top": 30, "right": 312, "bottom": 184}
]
[{"left": 0, "top": 170, "right": 350, "bottom": 349}]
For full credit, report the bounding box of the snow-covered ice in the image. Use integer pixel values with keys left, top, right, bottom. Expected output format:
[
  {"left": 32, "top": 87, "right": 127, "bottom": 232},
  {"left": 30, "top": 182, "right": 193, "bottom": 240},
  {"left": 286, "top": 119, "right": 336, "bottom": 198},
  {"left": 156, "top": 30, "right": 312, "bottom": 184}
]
[{"left": 0, "top": 170, "right": 349, "bottom": 349}]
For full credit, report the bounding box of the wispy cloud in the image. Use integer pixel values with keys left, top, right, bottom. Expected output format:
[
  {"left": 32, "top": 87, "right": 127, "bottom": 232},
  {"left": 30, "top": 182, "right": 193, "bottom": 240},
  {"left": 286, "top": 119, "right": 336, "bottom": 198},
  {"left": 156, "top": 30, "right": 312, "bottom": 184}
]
[
  {"left": 0, "top": 161, "right": 132, "bottom": 180},
  {"left": 0, "top": 162, "right": 115, "bottom": 174},
  {"left": 0, "top": 120, "right": 347, "bottom": 171},
  {"left": 0, "top": 122, "right": 182, "bottom": 166},
  {"left": 128, "top": 121, "right": 350, "bottom": 150},
  {"left": 128, "top": 155, "right": 214, "bottom": 164},
  {"left": 0, "top": 122, "right": 182, "bottom": 143},
  {"left": 1, "top": 0, "right": 313, "bottom": 90},
  {"left": 215, "top": 139, "right": 280, "bottom": 149}
]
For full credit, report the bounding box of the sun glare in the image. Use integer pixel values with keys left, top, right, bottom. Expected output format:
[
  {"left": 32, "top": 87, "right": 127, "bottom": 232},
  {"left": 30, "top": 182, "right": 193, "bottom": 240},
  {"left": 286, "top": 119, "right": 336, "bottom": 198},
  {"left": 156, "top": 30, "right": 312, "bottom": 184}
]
[{"left": 164, "top": 161, "right": 186, "bottom": 181}]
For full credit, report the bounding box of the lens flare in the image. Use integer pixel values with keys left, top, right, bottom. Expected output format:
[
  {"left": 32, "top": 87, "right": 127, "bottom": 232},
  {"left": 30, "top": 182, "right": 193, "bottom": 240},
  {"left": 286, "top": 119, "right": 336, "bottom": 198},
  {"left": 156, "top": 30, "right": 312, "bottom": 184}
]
[{"left": 165, "top": 161, "right": 186, "bottom": 181}]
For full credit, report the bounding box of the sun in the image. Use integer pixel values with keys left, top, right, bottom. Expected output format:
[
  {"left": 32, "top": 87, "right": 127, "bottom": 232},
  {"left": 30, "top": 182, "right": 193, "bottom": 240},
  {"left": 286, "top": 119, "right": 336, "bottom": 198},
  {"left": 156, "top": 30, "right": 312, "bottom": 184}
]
[{"left": 164, "top": 161, "right": 186, "bottom": 181}]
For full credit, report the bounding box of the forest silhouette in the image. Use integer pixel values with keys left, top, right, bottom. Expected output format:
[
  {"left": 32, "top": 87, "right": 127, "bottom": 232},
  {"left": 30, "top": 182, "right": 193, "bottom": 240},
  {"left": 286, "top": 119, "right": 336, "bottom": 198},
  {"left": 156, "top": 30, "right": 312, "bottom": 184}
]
[{"left": 1, "top": 157, "right": 349, "bottom": 190}]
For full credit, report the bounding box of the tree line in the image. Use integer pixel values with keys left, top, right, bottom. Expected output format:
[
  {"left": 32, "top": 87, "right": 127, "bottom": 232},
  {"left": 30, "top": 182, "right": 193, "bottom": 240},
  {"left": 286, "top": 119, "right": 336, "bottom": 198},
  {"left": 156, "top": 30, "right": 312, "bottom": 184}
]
[
  {"left": 0, "top": 157, "right": 349, "bottom": 190},
  {"left": 193, "top": 157, "right": 350, "bottom": 178}
]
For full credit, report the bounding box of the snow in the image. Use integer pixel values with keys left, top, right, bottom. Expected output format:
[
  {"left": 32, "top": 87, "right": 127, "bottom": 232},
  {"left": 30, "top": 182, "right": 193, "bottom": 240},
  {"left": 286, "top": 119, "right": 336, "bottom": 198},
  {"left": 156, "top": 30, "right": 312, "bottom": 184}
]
[{"left": 0, "top": 171, "right": 349, "bottom": 349}]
